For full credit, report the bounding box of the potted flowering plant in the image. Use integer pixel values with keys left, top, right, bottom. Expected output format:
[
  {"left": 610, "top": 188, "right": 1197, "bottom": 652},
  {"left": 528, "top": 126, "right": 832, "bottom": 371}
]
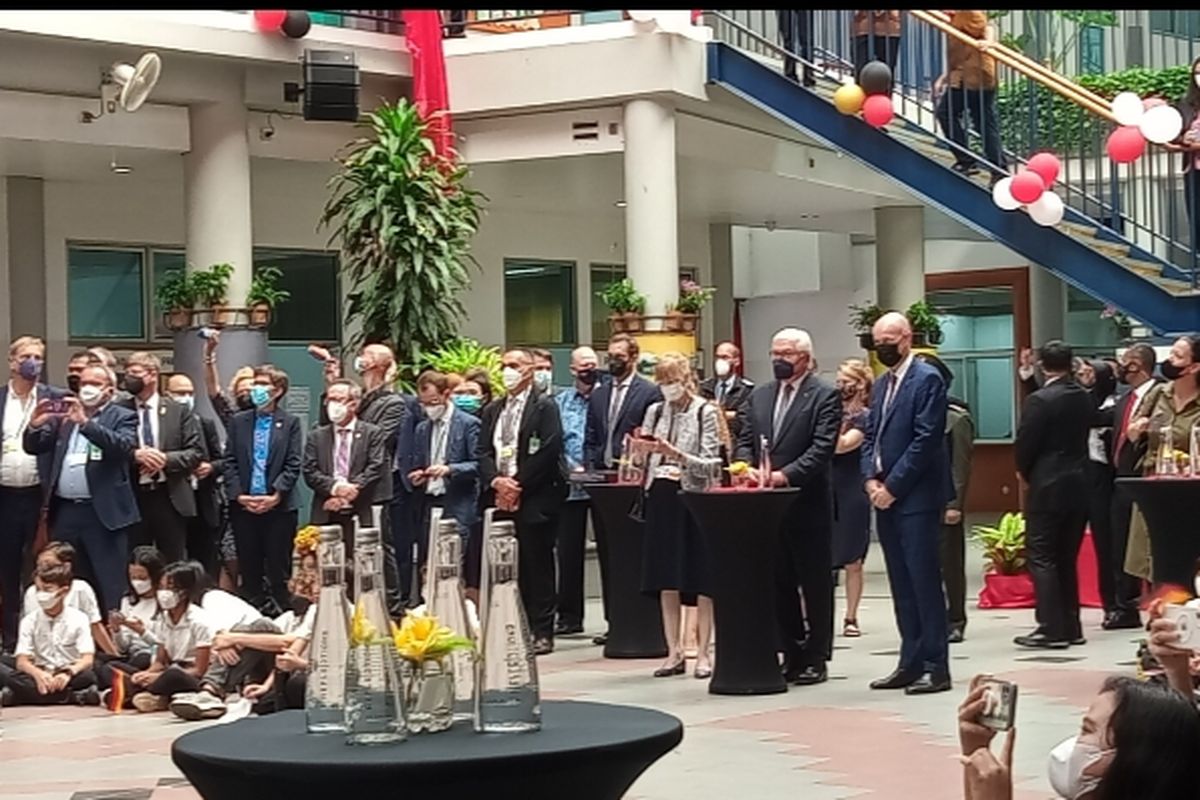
[
  {"left": 973, "top": 512, "right": 1035, "bottom": 608},
  {"left": 392, "top": 611, "right": 474, "bottom": 733},
  {"left": 666, "top": 279, "right": 714, "bottom": 332},
  {"left": 598, "top": 277, "right": 647, "bottom": 333}
]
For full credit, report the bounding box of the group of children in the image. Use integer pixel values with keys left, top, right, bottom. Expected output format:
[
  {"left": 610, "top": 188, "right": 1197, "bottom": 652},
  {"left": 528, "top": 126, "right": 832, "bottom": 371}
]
[{"left": 0, "top": 536, "right": 320, "bottom": 721}]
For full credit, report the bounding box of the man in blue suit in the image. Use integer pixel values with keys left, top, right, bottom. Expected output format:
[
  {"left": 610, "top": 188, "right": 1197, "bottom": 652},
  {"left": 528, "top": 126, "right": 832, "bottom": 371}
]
[
  {"left": 23, "top": 364, "right": 139, "bottom": 615},
  {"left": 861, "top": 312, "right": 953, "bottom": 695},
  {"left": 409, "top": 370, "right": 480, "bottom": 597}
]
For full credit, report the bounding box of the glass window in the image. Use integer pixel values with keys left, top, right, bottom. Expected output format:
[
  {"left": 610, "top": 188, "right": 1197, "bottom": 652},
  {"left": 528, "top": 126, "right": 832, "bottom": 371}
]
[
  {"left": 504, "top": 260, "right": 576, "bottom": 346},
  {"left": 68, "top": 247, "right": 145, "bottom": 340},
  {"left": 1065, "top": 286, "right": 1121, "bottom": 353},
  {"left": 151, "top": 249, "right": 186, "bottom": 340},
  {"left": 253, "top": 248, "right": 340, "bottom": 344}
]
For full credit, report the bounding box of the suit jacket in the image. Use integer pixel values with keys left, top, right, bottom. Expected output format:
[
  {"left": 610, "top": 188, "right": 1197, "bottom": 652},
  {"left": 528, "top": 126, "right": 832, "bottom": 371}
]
[
  {"left": 23, "top": 401, "right": 141, "bottom": 531},
  {"left": 585, "top": 374, "right": 663, "bottom": 470},
  {"left": 195, "top": 414, "right": 227, "bottom": 529},
  {"left": 392, "top": 393, "right": 424, "bottom": 495},
  {"left": 413, "top": 408, "right": 481, "bottom": 531},
  {"left": 477, "top": 390, "right": 568, "bottom": 525},
  {"left": 118, "top": 395, "right": 202, "bottom": 518},
  {"left": 734, "top": 374, "right": 841, "bottom": 522},
  {"left": 1098, "top": 380, "right": 1159, "bottom": 476},
  {"left": 861, "top": 358, "right": 953, "bottom": 516},
  {"left": 945, "top": 400, "right": 975, "bottom": 514},
  {"left": 1014, "top": 377, "right": 1092, "bottom": 512},
  {"left": 0, "top": 383, "right": 65, "bottom": 489},
  {"left": 320, "top": 385, "right": 406, "bottom": 501},
  {"left": 224, "top": 408, "right": 304, "bottom": 512},
  {"left": 700, "top": 374, "right": 755, "bottom": 439},
  {"left": 303, "top": 419, "right": 388, "bottom": 525}
]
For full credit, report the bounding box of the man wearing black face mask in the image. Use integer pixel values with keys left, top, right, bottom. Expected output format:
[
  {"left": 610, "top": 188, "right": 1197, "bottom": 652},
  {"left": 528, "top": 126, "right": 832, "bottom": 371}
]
[
  {"left": 65, "top": 351, "right": 92, "bottom": 396},
  {"left": 555, "top": 346, "right": 600, "bottom": 636}
]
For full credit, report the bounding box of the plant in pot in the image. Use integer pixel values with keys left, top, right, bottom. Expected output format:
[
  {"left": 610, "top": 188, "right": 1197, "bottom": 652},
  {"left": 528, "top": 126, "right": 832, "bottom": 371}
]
[
  {"left": 848, "top": 301, "right": 884, "bottom": 349},
  {"left": 420, "top": 337, "right": 505, "bottom": 398},
  {"left": 972, "top": 512, "right": 1035, "bottom": 609},
  {"left": 906, "top": 300, "right": 944, "bottom": 347},
  {"left": 192, "top": 262, "right": 236, "bottom": 327},
  {"left": 666, "top": 279, "right": 714, "bottom": 332},
  {"left": 155, "top": 271, "right": 197, "bottom": 332},
  {"left": 598, "top": 277, "right": 647, "bottom": 334},
  {"left": 246, "top": 266, "right": 291, "bottom": 328}
]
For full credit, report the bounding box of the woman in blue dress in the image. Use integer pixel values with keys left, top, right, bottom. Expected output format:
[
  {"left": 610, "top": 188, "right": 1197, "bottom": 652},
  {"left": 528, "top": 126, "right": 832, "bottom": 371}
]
[{"left": 832, "top": 359, "right": 873, "bottom": 637}]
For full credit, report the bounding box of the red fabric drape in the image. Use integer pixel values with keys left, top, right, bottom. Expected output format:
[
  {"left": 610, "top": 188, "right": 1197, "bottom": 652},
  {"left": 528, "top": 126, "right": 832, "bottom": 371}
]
[{"left": 402, "top": 10, "right": 453, "bottom": 158}]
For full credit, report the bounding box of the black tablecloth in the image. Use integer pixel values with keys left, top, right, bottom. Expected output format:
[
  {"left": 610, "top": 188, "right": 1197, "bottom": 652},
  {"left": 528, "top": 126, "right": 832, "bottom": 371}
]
[
  {"left": 172, "top": 701, "right": 683, "bottom": 800},
  {"left": 1115, "top": 477, "right": 1200, "bottom": 589},
  {"left": 681, "top": 488, "right": 799, "bottom": 695},
  {"left": 586, "top": 482, "right": 669, "bottom": 658}
]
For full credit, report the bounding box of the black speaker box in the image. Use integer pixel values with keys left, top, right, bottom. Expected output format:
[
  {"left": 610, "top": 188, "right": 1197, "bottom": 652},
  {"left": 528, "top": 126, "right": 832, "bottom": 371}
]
[{"left": 302, "top": 49, "right": 360, "bottom": 122}]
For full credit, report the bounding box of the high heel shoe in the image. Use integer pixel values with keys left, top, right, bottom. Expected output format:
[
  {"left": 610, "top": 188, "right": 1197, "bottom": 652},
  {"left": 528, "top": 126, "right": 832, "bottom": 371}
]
[{"left": 653, "top": 658, "right": 686, "bottom": 678}]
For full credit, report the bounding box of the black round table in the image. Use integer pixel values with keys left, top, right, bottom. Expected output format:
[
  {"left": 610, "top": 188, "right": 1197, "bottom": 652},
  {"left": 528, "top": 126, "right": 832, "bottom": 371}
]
[
  {"left": 1115, "top": 477, "right": 1200, "bottom": 589},
  {"left": 681, "top": 487, "right": 799, "bottom": 695},
  {"left": 586, "top": 481, "right": 669, "bottom": 658},
  {"left": 172, "top": 701, "right": 683, "bottom": 800}
]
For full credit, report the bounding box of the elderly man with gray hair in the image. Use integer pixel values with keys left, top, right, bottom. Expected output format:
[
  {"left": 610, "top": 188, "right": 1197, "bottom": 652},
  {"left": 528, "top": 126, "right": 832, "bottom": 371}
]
[{"left": 734, "top": 327, "right": 842, "bottom": 686}]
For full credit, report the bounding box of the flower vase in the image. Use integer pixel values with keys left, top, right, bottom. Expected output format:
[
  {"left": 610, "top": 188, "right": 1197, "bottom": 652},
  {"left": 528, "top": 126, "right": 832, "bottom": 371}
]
[{"left": 404, "top": 657, "right": 455, "bottom": 733}]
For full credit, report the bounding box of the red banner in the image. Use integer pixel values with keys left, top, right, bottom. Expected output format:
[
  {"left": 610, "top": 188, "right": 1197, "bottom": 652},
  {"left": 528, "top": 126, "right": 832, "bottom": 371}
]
[{"left": 402, "top": 10, "right": 452, "bottom": 158}]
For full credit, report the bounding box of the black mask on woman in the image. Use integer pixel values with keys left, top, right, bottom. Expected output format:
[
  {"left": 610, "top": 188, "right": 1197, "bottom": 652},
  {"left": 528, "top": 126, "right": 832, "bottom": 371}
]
[
  {"left": 1161, "top": 359, "right": 1187, "bottom": 381},
  {"left": 875, "top": 343, "right": 903, "bottom": 368}
]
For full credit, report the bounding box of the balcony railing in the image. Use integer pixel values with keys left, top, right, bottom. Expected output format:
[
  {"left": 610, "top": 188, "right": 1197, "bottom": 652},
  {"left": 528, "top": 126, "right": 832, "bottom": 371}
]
[{"left": 303, "top": 10, "right": 619, "bottom": 37}]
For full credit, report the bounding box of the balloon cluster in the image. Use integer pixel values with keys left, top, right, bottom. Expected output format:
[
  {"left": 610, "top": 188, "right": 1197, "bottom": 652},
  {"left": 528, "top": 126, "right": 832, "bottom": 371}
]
[
  {"left": 1105, "top": 91, "right": 1183, "bottom": 164},
  {"left": 253, "top": 9, "right": 311, "bottom": 38},
  {"left": 992, "top": 152, "right": 1065, "bottom": 227},
  {"left": 833, "top": 60, "right": 894, "bottom": 129}
]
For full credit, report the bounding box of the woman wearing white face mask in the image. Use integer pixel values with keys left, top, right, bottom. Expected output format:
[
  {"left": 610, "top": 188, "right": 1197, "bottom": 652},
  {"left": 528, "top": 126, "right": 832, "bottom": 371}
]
[
  {"left": 631, "top": 352, "right": 727, "bottom": 680},
  {"left": 957, "top": 666, "right": 1200, "bottom": 800}
]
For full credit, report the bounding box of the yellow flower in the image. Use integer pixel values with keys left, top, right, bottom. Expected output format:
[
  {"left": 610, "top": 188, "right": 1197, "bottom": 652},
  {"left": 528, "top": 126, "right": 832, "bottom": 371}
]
[
  {"left": 349, "top": 600, "right": 381, "bottom": 646},
  {"left": 392, "top": 610, "right": 474, "bottom": 662},
  {"left": 726, "top": 461, "right": 750, "bottom": 475},
  {"left": 293, "top": 525, "right": 320, "bottom": 556}
]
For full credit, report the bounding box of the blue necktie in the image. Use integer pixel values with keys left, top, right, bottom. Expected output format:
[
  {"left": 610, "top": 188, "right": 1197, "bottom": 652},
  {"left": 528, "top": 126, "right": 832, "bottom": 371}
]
[{"left": 141, "top": 404, "right": 155, "bottom": 447}]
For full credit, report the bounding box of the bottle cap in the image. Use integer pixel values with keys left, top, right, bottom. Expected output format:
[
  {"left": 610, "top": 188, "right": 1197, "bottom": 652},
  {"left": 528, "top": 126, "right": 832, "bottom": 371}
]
[
  {"left": 437, "top": 518, "right": 460, "bottom": 536},
  {"left": 317, "top": 525, "right": 343, "bottom": 544},
  {"left": 355, "top": 526, "right": 382, "bottom": 546},
  {"left": 489, "top": 519, "right": 516, "bottom": 537}
]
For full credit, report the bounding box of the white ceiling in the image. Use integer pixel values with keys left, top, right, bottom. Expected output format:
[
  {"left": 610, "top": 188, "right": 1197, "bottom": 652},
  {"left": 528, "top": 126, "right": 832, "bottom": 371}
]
[{"left": 0, "top": 137, "right": 182, "bottom": 183}]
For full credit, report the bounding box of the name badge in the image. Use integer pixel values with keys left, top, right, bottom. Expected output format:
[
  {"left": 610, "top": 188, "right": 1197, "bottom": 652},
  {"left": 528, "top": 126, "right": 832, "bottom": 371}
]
[
  {"left": 66, "top": 452, "right": 87, "bottom": 467},
  {"left": 528, "top": 436, "right": 541, "bottom": 456},
  {"left": 88, "top": 444, "right": 103, "bottom": 461},
  {"left": 500, "top": 446, "right": 515, "bottom": 461}
]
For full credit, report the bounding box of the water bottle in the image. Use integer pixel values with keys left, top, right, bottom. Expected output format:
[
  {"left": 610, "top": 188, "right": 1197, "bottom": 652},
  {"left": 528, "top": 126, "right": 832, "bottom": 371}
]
[
  {"left": 427, "top": 517, "right": 476, "bottom": 722},
  {"left": 1190, "top": 419, "right": 1200, "bottom": 478},
  {"left": 475, "top": 511, "right": 541, "bottom": 733},
  {"left": 305, "top": 525, "right": 350, "bottom": 733},
  {"left": 344, "top": 526, "right": 406, "bottom": 745},
  {"left": 758, "top": 434, "right": 771, "bottom": 489}
]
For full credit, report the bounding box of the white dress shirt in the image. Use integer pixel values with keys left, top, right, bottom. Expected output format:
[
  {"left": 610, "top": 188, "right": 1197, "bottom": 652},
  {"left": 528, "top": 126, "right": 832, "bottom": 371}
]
[
  {"left": 604, "top": 373, "right": 636, "bottom": 466},
  {"left": 494, "top": 387, "right": 531, "bottom": 478},
  {"left": 152, "top": 604, "right": 214, "bottom": 666},
  {"left": 1, "top": 382, "right": 39, "bottom": 488},
  {"left": 332, "top": 417, "right": 358, "bottom": 488},
  {"left": 16, "top": 605, "right": 94, "bottom": 671},
  {"left": 427, "top": 404, "right": 453, "bottom": 496},
  {"left": 136, "top": 393, "right": 164, "bottom": 485}
]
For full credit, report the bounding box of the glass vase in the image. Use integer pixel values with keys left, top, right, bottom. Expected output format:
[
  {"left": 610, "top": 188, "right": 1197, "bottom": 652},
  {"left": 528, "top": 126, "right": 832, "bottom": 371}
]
[{"left": 404, "top": 657, "right": 455, "bottom": 733}]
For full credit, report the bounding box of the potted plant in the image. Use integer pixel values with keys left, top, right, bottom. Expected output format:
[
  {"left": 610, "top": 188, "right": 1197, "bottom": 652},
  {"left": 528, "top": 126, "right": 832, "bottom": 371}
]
[
  {"left": 192, "top": 262, "right": 236, "bottom": 326},
  {"left": 420, "top": 337, "right": 505, "bottom": 397},
  {"left": 906, "top": 300, "right": 944, "bottom": 347},
  {"left": 972, "top": 512, "right": 1035, "bottom": 608},
  {"left": 598, "top": 277, "right": 647, "bottom": 334},
  {"left": 155, "top": 271, "right": 197, "bottom": 332},
  {"left": 666, "top": 279, "right": 714, "bottom": 332},
  {"left": 1101, "top": 304, "right": 1134, "bottom": 341},
  {"left": 246, "top": 266, "right": 291, "bottom": 328},
  {"left": 848, "top": 301, "right": 884, "bottom": 349}
]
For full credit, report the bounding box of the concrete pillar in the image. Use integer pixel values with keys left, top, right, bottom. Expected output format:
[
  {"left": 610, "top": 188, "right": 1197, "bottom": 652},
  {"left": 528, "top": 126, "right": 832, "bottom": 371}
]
[
  {"left": 5, "top": 177, "right": 46, "bottom": 342},
  {"left": 623, "top": 98, "right": 679, "bottom": 330},
  {"left": 1029, "top": 263, "right": 1065, "bottom": 347},
  {"left": 874, "top": 206, "right": 925, "bottom": 312},
  {"left": 708, "top": 223, "right": 734, "bottom": 345}
]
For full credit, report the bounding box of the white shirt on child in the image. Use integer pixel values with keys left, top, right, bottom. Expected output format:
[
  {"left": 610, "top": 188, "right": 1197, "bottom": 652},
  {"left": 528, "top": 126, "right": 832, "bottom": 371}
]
[
  {"left": 199, "top": 589, "right": 264, "bottom": 633},
  {"left": 114, "top": 594, "right": 161, "bottom": 653},
  {"left": 23, "top": 579, "right": 101, "bottom": 624},
  {"left": 16, "top": 606, "right": 94, "bottom": 671},
  {"left": 152, "top": 605, "right": 214, "bottom": 666}
]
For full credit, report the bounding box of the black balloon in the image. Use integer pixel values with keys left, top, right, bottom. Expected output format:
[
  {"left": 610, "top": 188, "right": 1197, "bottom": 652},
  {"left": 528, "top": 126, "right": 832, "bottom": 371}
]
[
  {"left": 281, "top": 9, "right": 311, "bottom": 38},
  {"left": 858, "top": 60, "right": 892, "bottom": 96}
]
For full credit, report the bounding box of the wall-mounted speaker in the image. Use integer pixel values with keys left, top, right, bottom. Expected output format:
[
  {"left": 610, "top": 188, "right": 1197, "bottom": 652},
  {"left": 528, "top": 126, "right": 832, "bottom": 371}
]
[{"left": 284, "top": 49, "right": 360, "bottom": 122}]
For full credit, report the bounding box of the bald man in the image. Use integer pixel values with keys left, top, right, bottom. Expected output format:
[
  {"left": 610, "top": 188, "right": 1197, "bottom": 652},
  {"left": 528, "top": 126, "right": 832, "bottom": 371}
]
[
  {"left": 861, "top": 312, "right": 954, "bottom": 695},
  {"left": 700, "top": 341, "right": 754, "bottom": 440}
]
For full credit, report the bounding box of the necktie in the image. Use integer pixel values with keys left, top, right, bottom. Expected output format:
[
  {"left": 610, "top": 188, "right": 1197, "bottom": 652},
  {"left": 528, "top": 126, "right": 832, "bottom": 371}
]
[
  {"left": 773, "top": 382, "right": 794, "bottom": 438},
  {"left": 1113, "top": 393, "right": 1137, "bottom": 467},
  {"left": 717, "top": 380, "right": 726, "bottom": 406},
  {"left": 605, "top": 382, "right": 628, "bottom": 466},
  {"left": 883, "top": 371, "right": 898, "bottom": 417},
  {"left": 335, "top": 429, "right": 350, "bottom": 480},
  {"left": 141, "top": 404, "right": 154, "bottom": 448}
]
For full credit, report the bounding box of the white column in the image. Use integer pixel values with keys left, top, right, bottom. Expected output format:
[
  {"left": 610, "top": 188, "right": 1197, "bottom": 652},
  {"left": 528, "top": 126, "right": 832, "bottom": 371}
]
[
  {"left": 623, "top": 98, "right": 679, "bottom": 330},
  {"left": 874, "top": 206, "right": 925, "bottom": 312},
  {"left": 185, "top": 98, "right": 253, "bottom": 303},
  {"left": 1029, "top": 263, "right": 1065, "bottom": 346}
]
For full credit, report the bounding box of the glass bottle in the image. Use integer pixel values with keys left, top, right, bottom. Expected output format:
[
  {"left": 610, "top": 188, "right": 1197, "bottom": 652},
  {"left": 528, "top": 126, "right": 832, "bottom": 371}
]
[
  {"left": 1156, "top": 424, "right": 1177, "bottom": 476},
  {"left": 305, "top": 525, "right": 350, "bottom": 733},
  {"left": 758, "top": 434, "right": 771, "bottom": 489},
  {"left": 475, "top": 514, "right": 541, "bottom": 733},
  {"left": 1190, "top": 419, "right": 1200, "bottom": 478},
  {"left": 344, "top": 526, "right": 406, "bottom": 745},
  {"left": 426, "top": 517, "right": 475, "bottom": 723}
]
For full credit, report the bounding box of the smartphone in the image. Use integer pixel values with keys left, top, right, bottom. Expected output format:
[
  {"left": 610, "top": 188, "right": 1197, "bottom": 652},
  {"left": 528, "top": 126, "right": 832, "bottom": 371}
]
[
  {"left": 48, "top": 398, "right": 67, "bottom": 414},
  {"left": 1164, "top": 603, "right": 1200, "bottom": 648},
  {"left": 978, "top": 678, "right": 1018, "bottom": 732}
]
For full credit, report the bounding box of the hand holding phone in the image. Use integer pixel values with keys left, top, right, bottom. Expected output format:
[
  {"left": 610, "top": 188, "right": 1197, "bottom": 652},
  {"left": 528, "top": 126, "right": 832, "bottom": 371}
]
[{"left": 977, "top": 678, "right": 1018, "bottom": 732}]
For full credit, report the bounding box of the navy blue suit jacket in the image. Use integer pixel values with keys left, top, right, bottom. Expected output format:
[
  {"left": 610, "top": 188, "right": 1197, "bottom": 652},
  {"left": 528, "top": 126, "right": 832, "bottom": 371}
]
[
  {"left": 413, "top": 408, "right": 481, "bottom": 532},
  {"left": 392, "top": 393, "right": 424, "bottom": 494},
  {"left": 585, "top": 374, "right": 663, "bottom": 470},
  {"left": 23, "top": 400, "right": 141, "bottom": 531},
  {"left": 224, "top": 408, "right": 304, "bottom": 512},
  {"left": 860, "top": 358, "right": 953, "bottom": 516}
]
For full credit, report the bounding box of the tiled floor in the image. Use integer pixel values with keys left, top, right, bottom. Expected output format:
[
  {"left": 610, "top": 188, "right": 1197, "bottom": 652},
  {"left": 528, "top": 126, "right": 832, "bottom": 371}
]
[{"left": 1, "top": 543, "right": 1143, "bottom": 799}]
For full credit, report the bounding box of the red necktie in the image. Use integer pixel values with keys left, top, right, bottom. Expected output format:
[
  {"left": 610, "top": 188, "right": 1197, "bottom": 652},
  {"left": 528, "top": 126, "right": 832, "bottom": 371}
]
[{"left": 1113, "top": 394, "right": 1136, "bottom": 467}]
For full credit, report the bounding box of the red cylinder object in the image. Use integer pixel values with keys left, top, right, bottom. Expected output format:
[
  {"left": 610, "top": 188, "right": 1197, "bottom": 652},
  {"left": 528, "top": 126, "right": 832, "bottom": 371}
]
[
  {"left": 1106, "top": 125, "right": 1147, "bottom": 164},
  {"left": 253, "top": 9, "right": 287, "bottom": 31},
  {"left": 862, "top": 94, "right": 894, "bottom": 128},
  {"left": 1010, "top": 171, "right": 1045, "bottom": 204}
]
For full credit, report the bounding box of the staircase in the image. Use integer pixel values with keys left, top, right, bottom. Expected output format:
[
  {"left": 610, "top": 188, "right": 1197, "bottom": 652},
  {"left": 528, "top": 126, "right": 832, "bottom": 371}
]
[{"left": 704, "top": 10, "right": 1200, "bottom": 336}]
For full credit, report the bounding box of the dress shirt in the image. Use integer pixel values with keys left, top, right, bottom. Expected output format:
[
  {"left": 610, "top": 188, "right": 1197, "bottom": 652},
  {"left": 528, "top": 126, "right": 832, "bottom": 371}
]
[
  {"left": 604, "top": 373, "right": 635, "bottom": 466},
  {"left": 772, "top": 373, "right": 806, "bottom": 438},
  {"left": 250, "top": 411, "right": 273, "bottom": 496},
  {"left": 137, "top": 393, "right": 165, "bottom": 485},
  {"left": 15, "top": 606, "right": 94, "bottom": 671},
  {"left": 875, "top": 353, "right": 915, "bottom": 474},
  {"left": 555, "top": 386, "right": 591, "bottom": 470},
  {"left": 494, "top": 387, "right": 531, "bottom": 478},
  {"left": 426, "top": 406, "right": 453, "bottom": 496},
  {"left": 1, "top": 382, "right": 39, "bottom": 487},
  {"left": 332, "top": 418, "right": 358, "bottom": 485},
  {"left": 56, "top": 424, "right": 93, "bottom": 500},
  {"left": 152, "top": 604, "right": 214, "bottom": 666}
]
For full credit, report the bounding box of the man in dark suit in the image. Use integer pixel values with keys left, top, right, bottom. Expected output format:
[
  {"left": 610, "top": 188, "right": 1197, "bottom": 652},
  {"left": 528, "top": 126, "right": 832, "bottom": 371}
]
[
  {"left": 409, "top": 370, "right": 480, "bottom": 596},
  {"left": 478, "top": 348, "right": 568, "bottom": 655},
  {"left": 1014, "top": 340, "right": 1093, "bottom": 650},
  {"left": 120, "top": 352, "right": 201, "bottom": 563},
  {"left": 23, "top": 365, "right": 139, "bottom": 614},
  {"left": 700, "top": 341, "right": 754, "bottom": 441},
  {"left": 861, "top": 312, "right": 954, "bottom": 695},
  {"left": 585, "top": 333, "right": 661, "bottom": 646},
  {"left": 304, "top": 379, "right": 388, "bottom": 546},
  {"left": 165, "top": 373, "right": 226, "bottom": 580},
  {"left": 735, "top": 328, "right": 841, "bottom": 686},
  {"left": 225, "top": 364, "right": 304, "bottom": 616}
]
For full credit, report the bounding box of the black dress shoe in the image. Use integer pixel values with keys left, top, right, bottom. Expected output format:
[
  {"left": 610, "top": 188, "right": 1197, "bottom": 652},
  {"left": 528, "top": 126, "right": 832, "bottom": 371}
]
[
  {"left": 948, "top": 626, "right": 965, "bottom": 644},
  {"left": 554, "top": 621, "right": 584, "bottom": 636},
  {"left": 1014, "top": 631, "right": 1070, "bottom": 649},
  {"left": 904, "top": 672, "right": 952, "bottom": 695},
  {"left": 533, "top": 637, "right": 554, "bottom": 656},
  {"left": 592, "top": 632, "right": 608, "bottom": 646},
  {"left": 786, "top": 664, "right": 828, "bottom": 686},
  {"left": 1103, "top": 611, "right": 1142, "bottom": 631},
  {"left": 870, "top": 668, "right": 921, "bottom": 690}
]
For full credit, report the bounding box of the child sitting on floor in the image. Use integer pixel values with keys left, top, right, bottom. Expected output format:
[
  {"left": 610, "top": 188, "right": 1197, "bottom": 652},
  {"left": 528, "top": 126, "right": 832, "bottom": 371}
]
[
  {"left": 23, "top": 542, "right": 119, "bottom": 658},
  {"left": 107, "top": 546, "right": 166, "bottom": 669}
]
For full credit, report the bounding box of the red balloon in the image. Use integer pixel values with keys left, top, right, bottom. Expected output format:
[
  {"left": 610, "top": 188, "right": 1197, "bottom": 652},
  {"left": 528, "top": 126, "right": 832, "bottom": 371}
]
[
  {"left": 862, "top": 94, "right": 894, "bottom": 128},
  {"left": 1010, "top": 171, "right": 1045, "bottom": 204},
  {"left": 1106, "top": 125, "right": 1146, "bottom": 164},
  {"left": 1026, "top": 152, "right": 1060, "bottom": 187},
  {"left": 253, "top": 9, "right": 287, "bottom": 31}
]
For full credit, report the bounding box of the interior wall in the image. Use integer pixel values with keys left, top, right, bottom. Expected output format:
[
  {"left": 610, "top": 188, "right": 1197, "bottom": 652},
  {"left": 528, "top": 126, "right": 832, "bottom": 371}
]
[{"left": 0, "top": 177, "right": 9, "bottom": 346}]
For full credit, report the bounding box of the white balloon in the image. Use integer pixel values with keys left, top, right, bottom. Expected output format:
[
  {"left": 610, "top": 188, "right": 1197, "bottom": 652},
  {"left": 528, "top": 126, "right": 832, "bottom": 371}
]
[
  {"left": 1139, "top": 104, "right": 1184, "bottom": 145},
  {"left": 1111, "top": 91, "right": 1145, "bottom": 127},
  {"left": 1027, "top": 191, "right": 1065, "bottom": 227},
  {"left": 992, "top": 176, "right": 1021, "bottom": 211}
]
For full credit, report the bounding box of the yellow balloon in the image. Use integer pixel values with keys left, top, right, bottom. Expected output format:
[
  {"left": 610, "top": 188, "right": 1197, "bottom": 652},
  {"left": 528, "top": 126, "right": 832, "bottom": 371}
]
[{"left": 834, "top": 83, "right": 866, "bottom": 115}]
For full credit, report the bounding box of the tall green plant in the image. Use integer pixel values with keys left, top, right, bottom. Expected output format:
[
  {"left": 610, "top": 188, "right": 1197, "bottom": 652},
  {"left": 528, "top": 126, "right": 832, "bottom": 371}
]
[
  {"left": 421, "top": 338, "right": 505, "bottom": 397},
  {"left": 321, "top": 101, "right": 484, "bottom": 376}
]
